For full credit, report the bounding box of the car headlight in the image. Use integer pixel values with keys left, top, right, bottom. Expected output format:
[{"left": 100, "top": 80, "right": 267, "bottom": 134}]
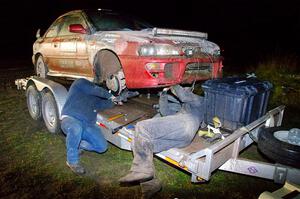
[{"left": 138, "top": 44, "right": 181, "bottom": 56}]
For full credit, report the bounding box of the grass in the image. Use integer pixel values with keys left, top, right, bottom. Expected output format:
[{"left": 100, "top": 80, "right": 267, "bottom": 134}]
[
  {"left": 0, "top": 88, "right": 281, "bottom": 199},
  {"left": 250, "top": 54, "right": 300, "bottom": 128},
  {"left": 251, "top": 54, "right": 300, "bottom": 107}
]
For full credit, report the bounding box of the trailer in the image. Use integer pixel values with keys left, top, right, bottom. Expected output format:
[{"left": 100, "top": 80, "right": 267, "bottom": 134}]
[{"left": 15, "top": 76, "right": 300, "bottom": 185}]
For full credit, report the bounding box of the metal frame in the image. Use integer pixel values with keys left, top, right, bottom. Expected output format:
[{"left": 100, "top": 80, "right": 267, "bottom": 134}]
[
  {"left": 98, "top": 99, "right": 299, "bottom": 184},
  {"left": 16, "top": 77, "right": 300, "bottom": 185}
]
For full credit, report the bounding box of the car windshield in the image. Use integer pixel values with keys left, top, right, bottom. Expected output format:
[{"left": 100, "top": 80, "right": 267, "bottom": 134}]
[{"left": 85, "top": 10, "right": 153, "bottom": 31}]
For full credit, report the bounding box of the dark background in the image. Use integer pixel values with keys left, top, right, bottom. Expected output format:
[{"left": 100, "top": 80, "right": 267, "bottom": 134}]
[{"left": 1, "top": 0, "right": 299, "bottom": 70}]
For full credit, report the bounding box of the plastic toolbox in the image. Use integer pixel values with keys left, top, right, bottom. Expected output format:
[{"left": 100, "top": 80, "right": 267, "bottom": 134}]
[{"left": 202, "top": 76, "right": 273, "bottom": 131}]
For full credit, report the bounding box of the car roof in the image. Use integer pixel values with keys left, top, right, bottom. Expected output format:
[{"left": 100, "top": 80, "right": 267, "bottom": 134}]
[{"left": 60, "top": 9, "right": 117, "bottom": 17}]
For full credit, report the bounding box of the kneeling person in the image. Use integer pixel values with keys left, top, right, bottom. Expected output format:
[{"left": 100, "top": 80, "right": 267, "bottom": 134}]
[{"left": 61, "top": 78, "right": 116, "bottom": 174}]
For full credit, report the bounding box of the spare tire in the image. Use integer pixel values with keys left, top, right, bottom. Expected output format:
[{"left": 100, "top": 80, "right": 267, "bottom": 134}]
[{"left": 258, "top": 127, "right": 300, "bottom": 168}]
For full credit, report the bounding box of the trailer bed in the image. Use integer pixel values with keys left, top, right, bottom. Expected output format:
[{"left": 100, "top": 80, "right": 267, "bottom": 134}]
[
  {"left": 95, "top": 92, "right": 289, "bottom": 183},
  {"left": 16, "top": 76, "right": 299, "bottom": 184}
]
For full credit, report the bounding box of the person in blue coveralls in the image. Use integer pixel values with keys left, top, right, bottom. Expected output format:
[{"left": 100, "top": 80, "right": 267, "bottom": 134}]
[{"left": 61, "top": 78, "right": 121, "bottom": 174}]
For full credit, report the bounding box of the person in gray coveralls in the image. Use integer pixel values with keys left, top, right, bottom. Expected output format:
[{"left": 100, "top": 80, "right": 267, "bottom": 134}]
[{"left": 119, "top": 84, "right": 206, "bottom": 198}]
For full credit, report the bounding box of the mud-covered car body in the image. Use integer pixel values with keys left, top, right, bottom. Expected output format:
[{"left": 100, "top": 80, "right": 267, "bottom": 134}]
[{"left": 33, "top": 9, "right": 223, "bottom": 89}]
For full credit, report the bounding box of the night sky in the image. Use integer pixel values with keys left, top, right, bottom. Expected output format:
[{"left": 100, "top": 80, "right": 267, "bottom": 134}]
[{"left": 1, "top": 0, "right": 300, "bottom": 70}]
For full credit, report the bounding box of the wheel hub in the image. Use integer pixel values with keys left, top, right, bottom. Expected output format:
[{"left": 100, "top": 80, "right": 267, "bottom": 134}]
[
  {"left": 29, "top": 92, "right": 38, "bottom": 114},
  {"left": 45, "top": 100, "right": 56, "bottom": 127},
  {"left": 106, "top": 71, "right": 126, "bottom": 95},
  {"left": 274, "top": 129, "right": 300, "bottom": 146}
]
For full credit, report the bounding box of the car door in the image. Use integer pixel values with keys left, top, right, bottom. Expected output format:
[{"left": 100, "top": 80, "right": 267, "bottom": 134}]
[
  {"left": 55, "top": 13, "right": 92, "bottom": 77},
  {"left": 40, "top": 17, "right": 64, "bottom": 72}
]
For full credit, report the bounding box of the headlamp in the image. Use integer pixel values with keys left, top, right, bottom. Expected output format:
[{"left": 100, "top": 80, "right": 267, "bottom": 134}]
[{"left": 138, "top": 44, "right": 181, "bottom": 56}]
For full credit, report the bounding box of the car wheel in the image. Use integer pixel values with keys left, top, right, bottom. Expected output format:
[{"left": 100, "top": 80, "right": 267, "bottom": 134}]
[
  {"left": 26, "top": 84, "right": 42, "bottom": 121},
  {"left": 95, "top": 51, "right": 126, "bottom": 94},
  {"left": 36, "top": 56, "right": 48, "bottom": 78},
  {"left": 257, "top": 127, "right": 300, "bottom": 168},
  {"left": 42, "top": 91, "right": 61, "bottom": 134}
]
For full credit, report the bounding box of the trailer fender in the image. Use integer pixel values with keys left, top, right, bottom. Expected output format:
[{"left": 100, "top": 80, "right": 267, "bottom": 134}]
[{"left": 26, "top": 77, "right": 68, "bottom": 120}]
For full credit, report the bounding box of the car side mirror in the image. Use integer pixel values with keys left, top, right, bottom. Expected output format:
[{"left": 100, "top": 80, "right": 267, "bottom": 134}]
[
  {"left": 36, "top": 29, "right": 41, "bottom": 39},
  {"left": 69, "top": 24, "right": 87, "bottom": 34}
]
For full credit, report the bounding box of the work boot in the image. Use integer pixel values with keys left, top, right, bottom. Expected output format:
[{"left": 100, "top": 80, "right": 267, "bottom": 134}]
[
  {"left": 119, "top": 171, "right": 153, "bottom": 183},
  {"left": 140, "top": 178, "right": 162, "bottom": 199},
  {"left": 66, "top": 161, "right": 85, "bottom": 174}
]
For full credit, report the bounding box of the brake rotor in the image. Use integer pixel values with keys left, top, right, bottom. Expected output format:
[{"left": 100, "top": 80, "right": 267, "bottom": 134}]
[{"left": 106, "top": 70, "right": 126, "bottom": 95}]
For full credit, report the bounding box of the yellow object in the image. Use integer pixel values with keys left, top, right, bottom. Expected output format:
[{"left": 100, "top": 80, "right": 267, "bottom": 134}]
[
  {"left": 213, "top": 117, "right": 222, "bottom": 128},
  {"left": 164, "top": 156, "right": 188, "bottom": 171},
  {"left": 198, "top": 130, "right": 215, "bottom": 138},
  {"left": 108, "top": 113, "right": 125, "bottom": 121},
  {"left": 199, "top": 116, "right": 225, "bottom": 139}
]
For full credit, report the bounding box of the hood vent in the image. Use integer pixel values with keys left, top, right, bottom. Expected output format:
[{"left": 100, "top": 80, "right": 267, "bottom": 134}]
[{"left": 152, "top": 28, "right": 208, "bottom": 39}]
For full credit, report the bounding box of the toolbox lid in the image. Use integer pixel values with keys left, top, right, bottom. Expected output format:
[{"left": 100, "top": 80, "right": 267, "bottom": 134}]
[{"left": 202, "top": 76, "right": 273, "bottom": 97}]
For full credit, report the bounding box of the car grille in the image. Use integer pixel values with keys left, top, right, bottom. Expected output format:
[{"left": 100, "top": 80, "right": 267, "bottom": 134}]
[
  {"left": 186, "top": 62, "right": 212, "bottom": 72},
  {"left": 183, "top": 62, "right": 212, "bottom": 81}
]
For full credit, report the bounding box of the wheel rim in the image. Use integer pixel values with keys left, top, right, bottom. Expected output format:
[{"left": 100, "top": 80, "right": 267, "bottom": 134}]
[
  {"left": 28, "top": 90, "right": 38, "bottom": 115},
  {"left": 37, "top": 59, "right": 46, "bottom": 78},
  {"left": 274, "top": 130, "right": 300, "bottom": 146},
  {"left": 44, "top": 99, "right": 56, "bottom": 127}
]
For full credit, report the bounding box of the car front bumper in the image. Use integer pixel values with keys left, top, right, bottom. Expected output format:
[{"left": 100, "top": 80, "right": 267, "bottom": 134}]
[{"left": 119, "top": 55, "right": 223, "bottom": 88}]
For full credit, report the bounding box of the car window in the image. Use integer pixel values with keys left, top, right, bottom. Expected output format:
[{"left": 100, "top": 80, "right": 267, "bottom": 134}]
[
  {"left": 45, "top": 18, "right": 63, "bottom": 38},
  {"left": 85, "top": 10, "right": 152, "bottom": 31},
  {"left": 58, "top": 13, "right": 87, "bottom": 36}
]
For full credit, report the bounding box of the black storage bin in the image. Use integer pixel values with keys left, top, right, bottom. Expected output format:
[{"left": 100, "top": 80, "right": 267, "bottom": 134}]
[{"left": 202, "top": 77, "right": 272, "bottom": 131}]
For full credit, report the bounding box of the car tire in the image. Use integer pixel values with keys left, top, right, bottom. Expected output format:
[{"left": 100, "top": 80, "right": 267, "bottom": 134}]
[
  {"left": 26, "top": 84, "right": 42, "bottom": 121},
  {"left": 36, "top": 56, "right": 48, "bottom": 78},
  {"left": 42, "top": 91, "right": 61, "bottom": 134},
  {"left": 257, "top": 127, "right": 300, "bottom": 168}
]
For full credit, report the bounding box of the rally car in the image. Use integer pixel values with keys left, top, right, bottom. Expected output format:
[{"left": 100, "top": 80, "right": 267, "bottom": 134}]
[{"left": 33, "top": 9, "right": 223, "bottom": 93}]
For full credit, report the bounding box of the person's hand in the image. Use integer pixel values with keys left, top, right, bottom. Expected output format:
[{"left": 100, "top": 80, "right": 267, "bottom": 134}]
[{"left": 110, "top": 96, "right": 123, "bottom": 105}]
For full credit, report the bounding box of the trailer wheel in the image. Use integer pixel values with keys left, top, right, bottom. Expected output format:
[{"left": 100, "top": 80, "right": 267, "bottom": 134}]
[
  {"left": 42, "top": 91, "right": 61, "bottom": 134},
  {"left": 26, "top": 85, "right": 42, "bottom": 121},
  {"left": 258, "top": 127, "right": 300, "bottom": 168}
]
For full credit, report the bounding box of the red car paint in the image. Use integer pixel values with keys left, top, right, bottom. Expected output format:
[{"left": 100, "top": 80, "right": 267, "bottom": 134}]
[{"left": 120, "top": 55, "right": 223, "bottom": 88}]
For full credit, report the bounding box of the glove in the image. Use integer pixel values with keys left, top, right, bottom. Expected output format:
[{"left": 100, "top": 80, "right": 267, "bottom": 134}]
[{"left": 111, "top": 90, "right": 139, "bottom": 105}]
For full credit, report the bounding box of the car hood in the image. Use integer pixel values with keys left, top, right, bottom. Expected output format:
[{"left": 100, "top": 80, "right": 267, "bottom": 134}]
[{"left": 91, "top": 28, "right": 220, "bottom": 56}]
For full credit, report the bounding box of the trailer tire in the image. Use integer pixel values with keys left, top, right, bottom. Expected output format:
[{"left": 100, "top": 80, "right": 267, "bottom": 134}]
[
  {"left": 42, "top": 91, "right": 61, "bottom": 134},
  {"left": 258, "top": 127, "right": 300, "bottom": 168},
  {"left": 26, "top": 85, "right": 42, "bottom": 121}
]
